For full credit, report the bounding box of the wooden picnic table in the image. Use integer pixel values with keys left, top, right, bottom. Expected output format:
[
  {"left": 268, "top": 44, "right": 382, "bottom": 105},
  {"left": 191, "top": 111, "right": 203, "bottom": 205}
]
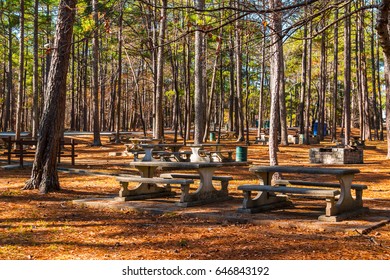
[
  {"left": 123, "top": 161, "right": 248, "bottom": 206},
  {"left": 238, "top": 165, "right": 365, "bottom": 221}
]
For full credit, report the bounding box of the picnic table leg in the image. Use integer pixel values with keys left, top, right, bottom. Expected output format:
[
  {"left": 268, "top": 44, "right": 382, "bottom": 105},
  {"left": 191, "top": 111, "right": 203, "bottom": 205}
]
[
  {"left": 238, "top": 171, "right": 291, "bottom": 213},
  {"left": 118, "top": 166, "right": 170, "bottom": 200},
  {"left": 335, "top": 174, "right": 359, "bottom": 213},
  {"left": 142, "top": 147, "right": 154, "bottom": 161},
  {"left": 190, "top": 147, "right": 210, "bottom": 162},
  {"left": 197, "top": 167, "right": 218, "bottom": 192},
  {"left": 177, "top": 166, "right": 231, "bottom": 206}
]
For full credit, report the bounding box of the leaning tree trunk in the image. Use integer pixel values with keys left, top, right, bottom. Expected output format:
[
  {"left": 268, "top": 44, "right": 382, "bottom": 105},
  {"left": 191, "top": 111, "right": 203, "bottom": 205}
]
[{"left": 24, "top": 0, "right": 77, "bottom": 193}]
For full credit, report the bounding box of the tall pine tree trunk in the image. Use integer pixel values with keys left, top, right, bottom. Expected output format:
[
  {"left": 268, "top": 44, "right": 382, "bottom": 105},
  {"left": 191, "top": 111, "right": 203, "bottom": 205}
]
[
  {"left": 92, "top": 0, "right": 101, "bottom": 145},
  {"left": 194, "top": 0, "right": 206, "bottom": 144},
  {"left": 343, "top": 3, "right": 352, "bottom": 146},
  {"left": 154, "top": 0, "right": 167, "bottom": 139},
  {"left": 32, "top": 0, "right": 40, "bottom": 137},
  {"left": 269, "top": 0, "right": 283, "bottom": 165},
  {"left": 24, "top": 0, "right": 77, "bottom": 193},
  {"left": 376, "top": 0, "right": 390, "bottom": 157},
  {"left": 331, "top": 4, "right": 339, "bottom": 142},
  {"left": 15, "top": 0, "right": 25, "bottom": 141}
]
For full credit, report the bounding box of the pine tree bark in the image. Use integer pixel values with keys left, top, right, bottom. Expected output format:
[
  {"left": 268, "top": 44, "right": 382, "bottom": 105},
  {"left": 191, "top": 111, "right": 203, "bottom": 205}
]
[
  {"left": 331, "top": 4, "right": 339, "bottom": 142},
  {"left": 376, "top": 0, "right": 390, "bottom": 157},
  {"left": 92, "top": 0, "right": 102, "bottom": 145},
  {"left": 15, "top": 0, "right": 25, "bottom": 141},
  {"left": 235, "top": 2, "right": 245, "bottom": 142},
  {"left": 32, "top": 0, "right": 39, "bottom": 137},
  {"left": 24, "top": 0, "right": 77, "bottom": 193},
  {"left": 343, "top": 3, "right": 352, "bottom": 146},
  {"left": 194, "top": 0, "right": 206, "bottom": 144},
  {"left": 154, "top": 0, "right": 167, "bottom": 139},
  {"left": 304, "top": 19, "right": 313, "bottom": 145},
  {"left": 269, "top": 0, "right": 283, "bottom": 165}
]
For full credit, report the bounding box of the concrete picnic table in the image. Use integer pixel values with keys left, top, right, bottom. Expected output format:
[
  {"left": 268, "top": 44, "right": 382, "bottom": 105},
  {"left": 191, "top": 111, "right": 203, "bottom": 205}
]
[
  {"left": 126, "top": 161, "right": 248, "bottom": 206},
  {"left": 242, "top": 165, "right": 364, "bottom": 220}
]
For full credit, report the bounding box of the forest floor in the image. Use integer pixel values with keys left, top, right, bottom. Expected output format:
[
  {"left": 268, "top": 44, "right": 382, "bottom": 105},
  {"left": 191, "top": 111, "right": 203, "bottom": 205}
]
[{"left": 0, "top": 130, "right": 389, "bottom": 260}]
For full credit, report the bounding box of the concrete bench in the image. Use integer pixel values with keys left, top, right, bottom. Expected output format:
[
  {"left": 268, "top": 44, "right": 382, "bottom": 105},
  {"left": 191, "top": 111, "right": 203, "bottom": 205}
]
[
  {"left": 237, "top": 184, "right": 340, "bottom": 216},
  {"left": 161, "top": 173, "right": 233, "bottom": 193},
  {"left": 274, "top": 179, "right": 367, "bottom": 206},
  {"left": 115, "top": 176, "right": 194, "bottom": 201}
]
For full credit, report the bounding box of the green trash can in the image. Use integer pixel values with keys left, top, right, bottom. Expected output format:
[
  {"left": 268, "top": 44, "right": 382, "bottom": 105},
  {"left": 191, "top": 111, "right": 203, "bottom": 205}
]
[
  {"left": 236, "top": 146, "right": 247, "bottom": 162},
  {"left": 209, "top": 132, "right": 216, "bottom": 141}
]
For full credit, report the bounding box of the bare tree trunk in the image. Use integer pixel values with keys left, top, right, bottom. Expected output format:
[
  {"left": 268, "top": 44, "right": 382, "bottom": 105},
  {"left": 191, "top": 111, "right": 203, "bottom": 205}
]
[
  {"left": 269, "top": 0, "right": 283, "bottom": 166},
  {"left": 343, "top": 2, "right": 352, "bottom": 146},
  {"left": 92, "top": 0, "right": 102, "bottom": 146},
  {"left": 194, "top": 0, "right": 206, "bottom": 144},
  {"left": 24, "top": 0, "right": 77, "bottom": 193},
  {"left": 184, "top": 36, "right": 191, "bottom": 143},
  {"left": 228, "top": 30, "right": 235, "bottom": 132},
  {"left": 357, "top": 2, "right": 371, "bottom": 140},
  {"left": 371, "top": 6, "right": 379, "bottom": 140},
  {"left": 32, "top": 0, "right": 39, "bottom": 137},
  {"left": 377, "top": 39, "right": 384, "bottom": 141},
  {"left": 304, "top": 18, "right": 313, "bottom": 145},
  {"left": 376, "top": 0, "right": 390, "bottom": 157},
  {"left": 15, "top": 0, "right": 25, "bottom": 141},
  {"left": 318, "top": 19, "right": 326, "bottom": 141},
  {"left": 203, "top": 46, "right": 220, "bottom": 142},
  {"left": 331, "top": 4, "right": 339, "bottom": 142},
  {"left": 115, "top": 1, "right": 124, "bottom": 143},
  {"left": 154, "top": 0, "right": 167, "bottom": 139},
  {"left": 4, "top": 23, "right": 13, "bottom": 132},
  {"left": 235, "top": 2, "right": 245, "bottom": 142},
  {"left": 257, "top": 19, "right": 266, "bottom": 138},
  {"left": 82, "top": 39, "right": 88, "bottom": 131},
  {"left": 299, "top": 6, "right": 308, "bottom": 135}
]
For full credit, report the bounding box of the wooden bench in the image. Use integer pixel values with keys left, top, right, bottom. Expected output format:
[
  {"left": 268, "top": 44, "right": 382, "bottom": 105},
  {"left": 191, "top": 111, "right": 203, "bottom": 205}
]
[
  {"left": 274, "top": 180, "right": 367, "bottom": 206},
  {"left": 161, "top": 173, "right": 233, "bottom": 193},
  {"left": 115, "top": 176, "right": 194, "bottom": 202},
  {"left": 237, "top": 184, "right": 340, "bottom": 216}
]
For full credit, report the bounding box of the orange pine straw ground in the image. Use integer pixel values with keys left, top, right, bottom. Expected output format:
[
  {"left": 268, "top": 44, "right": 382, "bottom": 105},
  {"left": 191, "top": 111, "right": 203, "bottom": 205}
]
[{"left": 0, "top": 130, "right": 389, "bottom": 260}]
